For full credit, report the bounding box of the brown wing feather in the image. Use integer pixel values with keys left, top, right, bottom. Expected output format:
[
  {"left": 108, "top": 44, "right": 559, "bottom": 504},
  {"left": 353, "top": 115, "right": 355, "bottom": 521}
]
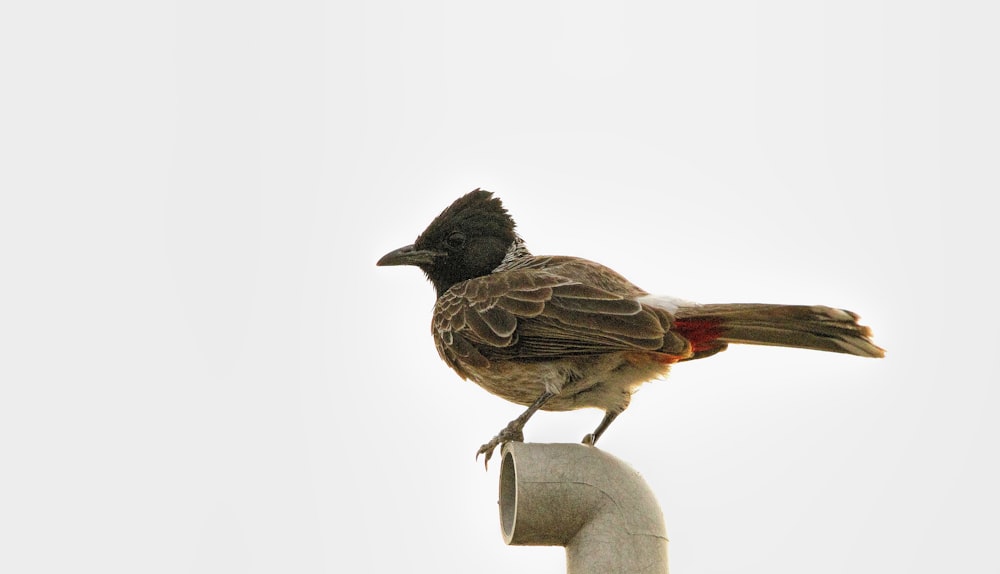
[{"left": 433, "top": 257, "right": 691, "bottom": 374}]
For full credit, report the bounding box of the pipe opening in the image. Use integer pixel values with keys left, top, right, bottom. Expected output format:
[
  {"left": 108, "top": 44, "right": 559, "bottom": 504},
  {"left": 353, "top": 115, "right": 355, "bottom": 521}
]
[{"left": 499, "top": 449, "right": 517, "bottom": 538}]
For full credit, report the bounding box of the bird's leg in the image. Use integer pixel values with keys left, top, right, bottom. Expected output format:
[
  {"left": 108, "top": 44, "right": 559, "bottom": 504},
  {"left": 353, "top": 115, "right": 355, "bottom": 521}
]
[
  {"left": 582, "top": 410, "right": 620, "bottom": 446},
  {"left": 477, "top": 391, "right": 555, "bottom": 468}
]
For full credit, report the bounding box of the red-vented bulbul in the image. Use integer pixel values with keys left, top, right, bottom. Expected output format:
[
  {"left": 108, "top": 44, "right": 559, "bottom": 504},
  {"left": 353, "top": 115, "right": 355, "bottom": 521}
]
[{"left": 378, "top": 189, "right": 884, "bottom": 466}]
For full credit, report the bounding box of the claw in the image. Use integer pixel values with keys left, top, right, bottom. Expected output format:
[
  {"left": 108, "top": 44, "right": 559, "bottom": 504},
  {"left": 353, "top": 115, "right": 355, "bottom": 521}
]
[
  {"left": 475, "top": 425, "right": 525, "bottom": 469},
  {"left": 474, "top": 391, "right": 555, "bottom": 469},
  {"left": 475, "top": 443, "right": 495, "bottom": 469}
]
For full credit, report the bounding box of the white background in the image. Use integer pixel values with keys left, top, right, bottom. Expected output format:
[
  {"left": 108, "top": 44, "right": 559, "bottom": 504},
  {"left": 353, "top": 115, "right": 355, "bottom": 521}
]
[{"left": 2, "top": 1, "right": 997, "bottom": 573}]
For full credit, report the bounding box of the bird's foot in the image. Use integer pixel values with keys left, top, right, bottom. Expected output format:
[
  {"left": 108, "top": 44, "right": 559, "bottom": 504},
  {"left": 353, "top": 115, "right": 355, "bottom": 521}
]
[
  {"left": 580, "top": 411, "right": 618, "bottom": 447},
  {"left": 475, "top": 422, "right": 525, "bottom": 469}
]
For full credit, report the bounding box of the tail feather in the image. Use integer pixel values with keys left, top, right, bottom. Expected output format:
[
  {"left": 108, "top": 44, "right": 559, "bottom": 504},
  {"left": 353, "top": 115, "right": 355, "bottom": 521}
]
[{"left": 672, "top": 303, "right": 885, "bottom": 359}]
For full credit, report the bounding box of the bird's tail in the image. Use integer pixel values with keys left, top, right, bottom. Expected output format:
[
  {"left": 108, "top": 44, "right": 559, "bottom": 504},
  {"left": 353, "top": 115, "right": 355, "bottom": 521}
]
[{"left": 672, "top": 303, "right": 885, "bottom": 360}]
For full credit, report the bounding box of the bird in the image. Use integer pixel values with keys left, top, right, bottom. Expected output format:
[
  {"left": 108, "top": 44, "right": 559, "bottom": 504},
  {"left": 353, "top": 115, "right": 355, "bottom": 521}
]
[{"left": 377, "top": 189, "right": 884, "bottom": 466}]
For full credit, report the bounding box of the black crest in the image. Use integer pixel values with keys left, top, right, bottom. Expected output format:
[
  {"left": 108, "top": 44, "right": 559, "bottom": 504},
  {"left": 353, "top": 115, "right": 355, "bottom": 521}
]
[{"left": 413, "top": 189, "right": 518, "bottom": 295}]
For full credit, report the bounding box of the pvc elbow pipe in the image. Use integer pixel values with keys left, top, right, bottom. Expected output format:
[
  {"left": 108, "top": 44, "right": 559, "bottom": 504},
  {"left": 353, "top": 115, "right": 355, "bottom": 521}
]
[{"left": 499, "top": 442, "right": 668, "bottom": 574}]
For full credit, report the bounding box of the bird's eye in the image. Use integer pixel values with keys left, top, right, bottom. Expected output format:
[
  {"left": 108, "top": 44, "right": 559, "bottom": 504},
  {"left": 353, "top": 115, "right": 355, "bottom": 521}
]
[{"left": 446, "top": 231, "right": 466, "bottom": 249}]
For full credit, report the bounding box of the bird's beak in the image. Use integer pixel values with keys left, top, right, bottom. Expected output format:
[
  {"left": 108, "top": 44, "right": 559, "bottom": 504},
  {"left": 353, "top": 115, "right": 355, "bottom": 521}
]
[{"left": 376, "top": 244, "right": 440, "bottom": 267}]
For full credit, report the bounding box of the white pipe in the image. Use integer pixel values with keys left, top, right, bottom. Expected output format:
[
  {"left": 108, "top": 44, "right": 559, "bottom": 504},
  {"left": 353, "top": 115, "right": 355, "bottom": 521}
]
[{"left": 499, "top": 442, "right": 668, "bottom": 574}]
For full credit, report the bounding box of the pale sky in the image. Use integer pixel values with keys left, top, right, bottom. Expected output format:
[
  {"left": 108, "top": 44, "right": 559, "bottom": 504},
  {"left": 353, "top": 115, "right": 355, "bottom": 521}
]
[{"left": 2, "top": 1, "right": 997, "bottom": 573}]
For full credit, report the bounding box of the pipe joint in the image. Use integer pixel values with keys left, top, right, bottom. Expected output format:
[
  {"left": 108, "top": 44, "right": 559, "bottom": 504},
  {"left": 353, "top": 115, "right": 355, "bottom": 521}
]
[{"left": 499, "top": 442, "right": 668, "bottom": 574}]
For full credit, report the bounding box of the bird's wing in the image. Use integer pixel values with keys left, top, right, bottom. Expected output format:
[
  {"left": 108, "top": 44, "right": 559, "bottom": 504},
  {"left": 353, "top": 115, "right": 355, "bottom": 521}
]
[{"left": 432, "top": 257, "right": 692, "bottom": 374}]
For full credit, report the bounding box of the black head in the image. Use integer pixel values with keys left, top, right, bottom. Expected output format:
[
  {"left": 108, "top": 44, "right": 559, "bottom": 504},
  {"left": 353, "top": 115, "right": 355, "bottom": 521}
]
[{"left": 377, "top": 189, "right": 522, "bottom": 296}]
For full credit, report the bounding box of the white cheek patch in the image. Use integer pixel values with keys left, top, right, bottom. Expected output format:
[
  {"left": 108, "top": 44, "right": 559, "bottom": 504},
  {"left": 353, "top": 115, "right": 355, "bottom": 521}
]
[{"left": 636, "top": 294, "right": 697, "bottom": 314}]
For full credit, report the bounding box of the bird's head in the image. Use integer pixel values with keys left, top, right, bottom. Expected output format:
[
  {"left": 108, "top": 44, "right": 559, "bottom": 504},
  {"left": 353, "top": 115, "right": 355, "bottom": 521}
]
[{"left": 377, "top": 189, "right": 524, "bottom": 296}]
